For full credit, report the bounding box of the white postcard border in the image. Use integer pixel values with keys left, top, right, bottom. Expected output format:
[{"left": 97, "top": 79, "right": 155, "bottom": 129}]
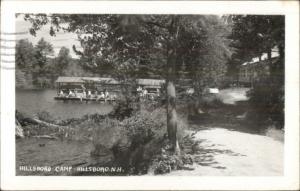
[{"left": 1, "top": 1, "right": 299, "bottom": 190}]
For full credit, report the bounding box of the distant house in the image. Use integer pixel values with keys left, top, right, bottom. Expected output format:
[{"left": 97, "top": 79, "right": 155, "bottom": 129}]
[
  {"left": 136, "top": 79, "right": 165, "bottom": 89},
  {"left": 238, "top": 48, "right": 279, "bottom": 86}
]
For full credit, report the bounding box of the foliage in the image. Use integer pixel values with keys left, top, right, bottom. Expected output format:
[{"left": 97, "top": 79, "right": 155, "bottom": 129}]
[
  {"left": 16, "top": 39, "right": 36, "bottom": 69},
  {"left": 150, "top": 149, "right": 193, "bottom": 175},
  {"left": 22, "top": 14, "right": 232, "bottom": 149},
  {"left": 226, "top": 15, "right": 285, "bottom": 81},
  {"left": 90, "top": 108, "right": 167, "bottom": 173},
  {"left": 247, "top": 70, "right": 284, "bottom": 129},
  {"left": 228, "top": 15, "right": 284, "bottom": 63},
  {"left": 229, "top": 15, "right": 285, "bottom": 129},
  {"left": 109, "top": 93, "right": 140, "bottom": 120},
  {"left": 16, "top": 39, "right": 37, "bottom": 88},
  {"left": 23, "top": 14, "right": 232, "bottom": 90},
  {"left": 17, "top": 104, "right": 190, "bottom": 174},
  {"left": 122, "top": 108, "right": 167, "bottom": 146},
  {"left": 16, "top": 38, "right": 89, "bottom": 88},
  {"left": 51, "top": 46, "right": 71, "bottom": 76}
]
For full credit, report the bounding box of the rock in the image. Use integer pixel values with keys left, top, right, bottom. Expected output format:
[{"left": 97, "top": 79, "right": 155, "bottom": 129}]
[{"left": 16, "top": 119, "right": 24, "bottom": 138}]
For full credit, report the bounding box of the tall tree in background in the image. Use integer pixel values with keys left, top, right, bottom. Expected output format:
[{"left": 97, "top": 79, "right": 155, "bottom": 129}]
[
  {"left": 33, "top": 38, "right": 54, "bottom": 87},
  {"left": 228, "top": 15, "right": 284, "bottom": 67},
  {"left": 16, "top": 39, "right": 37, "bottom": 88},
  {"left": 55, "top": 46, "right": 71, "bottom": 75},
  {"left": 16, "top": 39, "right": 36, "bottom": 69},
  {"left": 34, "top": 37, "right": 54, "bottom": 68}
]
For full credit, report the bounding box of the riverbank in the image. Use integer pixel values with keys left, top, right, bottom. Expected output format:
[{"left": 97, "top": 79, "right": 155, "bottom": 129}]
[{"left": 16, "top": 88, "right": 284, "bottom": 176}]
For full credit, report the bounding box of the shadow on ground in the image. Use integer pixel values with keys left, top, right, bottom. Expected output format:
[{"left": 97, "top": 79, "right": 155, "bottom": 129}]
[{"left": 181, "top": 135, "right": 246, "bottom": 170}]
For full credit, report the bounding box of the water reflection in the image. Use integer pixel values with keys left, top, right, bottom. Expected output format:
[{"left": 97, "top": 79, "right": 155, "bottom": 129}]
[{"left": 16, "top": 89, "right": 113, "bottom": 119}]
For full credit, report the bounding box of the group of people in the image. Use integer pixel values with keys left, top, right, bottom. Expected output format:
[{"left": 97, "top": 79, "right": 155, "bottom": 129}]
[
  {"left": 59, "top": 89, "right": 115, "bottom": 101},
  {"left": 137, "top": 86, "right": 148, "bottom": 97},
  {"left": 136, "top": 86, "right": 160, "bottom": 100}
]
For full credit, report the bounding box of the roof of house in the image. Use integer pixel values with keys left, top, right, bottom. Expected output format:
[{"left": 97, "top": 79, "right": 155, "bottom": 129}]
[
  {"left": 56, "top": 77, "right": 85, "bottom": 83},
  {"left": 137, "top": 79, "right": 165, "bottom": 86},
  {"left": 82, "top": 77, "right": 120, "bottom": 84},
  {"left": 241, "top": 49, "right": 280, "bottom": 66},
  {"left": 56, "top": 77, "right": 165, "bottom": 86}
]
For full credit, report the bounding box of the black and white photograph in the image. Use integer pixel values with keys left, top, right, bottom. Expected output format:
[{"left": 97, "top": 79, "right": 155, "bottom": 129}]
[
  {"left": 0, "top": 0, "right": 299, "bottom": 190},
  {"left": 14, "top": 13, "right": 285, "bottom": 176}
]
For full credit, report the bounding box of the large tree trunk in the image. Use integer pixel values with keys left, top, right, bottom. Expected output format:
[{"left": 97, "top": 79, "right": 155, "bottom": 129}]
[
  {"left": 166, "top": 81, "right": 180, "bottom": 153},
  {"left": 166, "top": 16, "right": 180, "bottom": 153}
]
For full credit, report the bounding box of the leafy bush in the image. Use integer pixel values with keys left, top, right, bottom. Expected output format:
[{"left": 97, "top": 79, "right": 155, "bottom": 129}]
[
  {"left": 109, "top": 94, "right": 140, "bottom": 120},
  {"left": 91, "top": 106, "right": 189, "bottom": 174},
  {"left": 123, "top": 108, "right": 167, "bottom": 147},
  {"left": 247, "top": 74, "right": 284, "bottom": 129}
]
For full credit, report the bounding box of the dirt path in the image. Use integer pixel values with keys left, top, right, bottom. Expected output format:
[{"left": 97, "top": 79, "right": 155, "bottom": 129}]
[
  {"left": 166, "top": 88, "right": 283, "bottom": 176},
  {"left": 167, "top": 128, "right": 283, "bottom": 176}
]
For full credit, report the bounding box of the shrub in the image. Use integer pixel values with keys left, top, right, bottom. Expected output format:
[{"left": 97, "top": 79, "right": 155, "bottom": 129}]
[
  {"left": 247, "top": 74, "right": 284, "bottom": 129},
  {"left": 91, "top": 108, "right": 177, "bottom": 174},
  {"left": 123, "top": 108, "right": 167, "bottom": 146},
  {"left": 109, "top": 94, "right": 140, "bottom": 120}
]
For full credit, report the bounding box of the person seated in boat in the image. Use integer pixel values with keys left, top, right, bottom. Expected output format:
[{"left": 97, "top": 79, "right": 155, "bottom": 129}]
[
  {"left": 74, "top": 90, "right": 78, "bottom": 97},
  {"left": 142, "top": 88, "right": 148, "bottom": 98},
  {"left": 137, "top": 86, "right": 143, "bottom": 96},
  {"left": 105, "top": 90, "right": 110, "bottom": 98},
  {"left": 87, "top": 90, "right": 92, "bottom": 98},
  {"left": 94, "top": 90, "right": 98, "bottom": 99},
  {"left": 156, "top": 88, "right": 160, "bottom": 97},
  {"left": 99, "top": 92, "right": 105, "bottom": 100},
  {"left": 59, "top": 90, "right": 64, "bottom": 97},
  {"left": 68, "top": 90, "right": 75, "bottom": 98}
]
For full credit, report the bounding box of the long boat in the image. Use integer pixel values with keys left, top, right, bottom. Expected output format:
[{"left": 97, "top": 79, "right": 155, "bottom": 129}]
[
  {"left": 54, "top": 96, "right": 116, "bottom": 102},
  {"left": 54, "top": 76, "right": 165, "bottom": 102}
]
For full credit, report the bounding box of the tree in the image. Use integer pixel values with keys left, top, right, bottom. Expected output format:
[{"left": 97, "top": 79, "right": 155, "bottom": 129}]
[
  {"left": 23, "top": 14, "right": 231, "bottom": 151},
  {"left": 32, "top": 38, "right": 54, "bottom": 87},
  {"left": 16, "top": 39, "right": 37, "bottom": 88},
  {"left": 229, "top": 15, "right": 285, "bottom": 129},
  {"left": 55, "top": 46, "right": 71, "bottom": 75},
  {"left": 228, "top": 15, "right": 284, "bottom": 63},
  {"left": 16, "top": 39, "right": 36, "bottom": 69},
  {"left": 34, "top": 37, "right": 54, "bottom": 68}
]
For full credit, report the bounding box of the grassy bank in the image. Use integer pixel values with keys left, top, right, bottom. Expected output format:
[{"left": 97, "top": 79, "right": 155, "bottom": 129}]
[
  {"left": 16, "top": 98, "right": 195, "bottom": 175},
  {"left": 16, "top": 88, "right": 284, "bottom": 175}
]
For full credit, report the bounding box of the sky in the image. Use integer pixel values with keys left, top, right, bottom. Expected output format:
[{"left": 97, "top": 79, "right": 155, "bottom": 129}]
[{"left": 16, "top": 16, "right": 82, "bottom": 58}]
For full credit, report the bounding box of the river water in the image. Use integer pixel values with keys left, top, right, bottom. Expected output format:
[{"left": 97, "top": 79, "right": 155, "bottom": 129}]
[
  {"left": 16, "top": 89, "right": 117, "bottom": 175},
  {"left": 16, "top": 89, "right": 113, "bottom": 119}
]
